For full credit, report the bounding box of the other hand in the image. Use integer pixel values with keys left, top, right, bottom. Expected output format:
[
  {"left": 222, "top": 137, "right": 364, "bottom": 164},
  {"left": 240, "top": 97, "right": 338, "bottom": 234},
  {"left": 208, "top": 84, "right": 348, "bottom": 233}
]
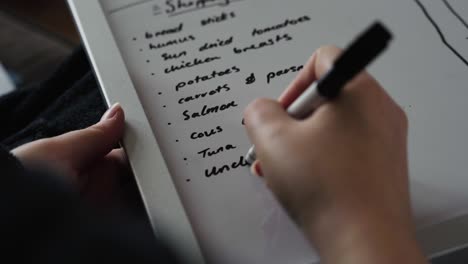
[{"left": 12, "top": 103, "right": 131, "bottom": 207}]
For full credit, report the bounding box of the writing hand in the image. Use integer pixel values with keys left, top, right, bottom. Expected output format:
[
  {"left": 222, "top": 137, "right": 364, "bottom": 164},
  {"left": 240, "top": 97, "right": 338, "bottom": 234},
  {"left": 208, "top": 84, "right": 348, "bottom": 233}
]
[
  {"left": 12, "top": 104, "right": 132, "bottom": 208},
  {"left": 244, "top": 46, "right": 427, "bottom": 264}
]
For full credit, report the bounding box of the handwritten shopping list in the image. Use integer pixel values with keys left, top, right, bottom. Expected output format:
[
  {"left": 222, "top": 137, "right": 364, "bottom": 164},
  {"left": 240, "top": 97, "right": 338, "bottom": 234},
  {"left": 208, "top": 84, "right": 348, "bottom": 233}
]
[
  {"left": 99, "top": 0, "right": 468, "bottom": 262},
  {"left": 101, "top": 1, "right": 321, "bottom": 263}
]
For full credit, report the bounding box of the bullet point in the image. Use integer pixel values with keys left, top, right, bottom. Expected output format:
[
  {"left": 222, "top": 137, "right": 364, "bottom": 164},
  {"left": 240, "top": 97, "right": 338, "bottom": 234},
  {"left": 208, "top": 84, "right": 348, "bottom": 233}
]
[
  {"left": 168, "top": 123, "right": 172, "bottom": 125},
  {"left": 186, "top": 179, "right": 191, "bottom": 182},
  {"left": 140, "top": 48, "right": 143, "bottom": 52},
  {"left": 151, "top": 73, "right": 155, "bottom": 76},
  {"left": 158, "top": 92, "right": 162, "bottom": 95},
  {"left": 176, "top": 139, "right": 179, "bottom": 142},
  {"left": 147, "top": 60, "right": 150, "bottom": 63},
  {"left": 184, "top": 158, "right": 187, "bottom": 161},
  {"left": 163, "top": 105, "right": 167, "bottom": 108},
  {"left": 133, "top": 37, "right": 137, "bottom": 41}
]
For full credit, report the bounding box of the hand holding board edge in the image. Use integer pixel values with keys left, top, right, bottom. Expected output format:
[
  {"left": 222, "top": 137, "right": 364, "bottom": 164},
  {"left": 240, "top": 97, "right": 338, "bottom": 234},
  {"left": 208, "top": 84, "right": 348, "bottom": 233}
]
[{"left": 69, "top": 0, "right": 468, "bottom": 262}]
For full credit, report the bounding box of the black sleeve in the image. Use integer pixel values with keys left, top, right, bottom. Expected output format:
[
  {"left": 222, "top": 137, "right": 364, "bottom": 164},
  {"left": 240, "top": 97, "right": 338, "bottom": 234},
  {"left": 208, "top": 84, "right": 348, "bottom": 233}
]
[{"left": 0, "top": 146, "right": 181, "bottom": 264}]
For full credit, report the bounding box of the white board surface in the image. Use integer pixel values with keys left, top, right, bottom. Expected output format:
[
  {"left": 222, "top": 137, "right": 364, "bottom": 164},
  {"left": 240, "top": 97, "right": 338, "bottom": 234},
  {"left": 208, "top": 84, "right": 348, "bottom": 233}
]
[{"left": 72, "top": 0, "right": 468, "bottom": 263}]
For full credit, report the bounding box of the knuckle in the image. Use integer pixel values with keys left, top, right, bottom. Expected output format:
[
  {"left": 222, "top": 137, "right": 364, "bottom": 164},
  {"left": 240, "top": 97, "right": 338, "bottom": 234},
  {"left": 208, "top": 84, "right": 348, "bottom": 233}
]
[
  {"left": 266, "top": 122, "right": 289, "bottom": 142},
  {"left": 315, "top": 45, "right": 342, "bottom": 61},
  {"left": 316, "top": 45, "right": 341, "bottom": 55},
  {"left": 313, "top": 45, "right": 343, "bottom": 77},
  {"left": 244, "top": 98, "right": 275, "bottom": 123},
  {"left": 57, "top": 126, "right": 107, "bottom": 147},
  {"left": 395, "top": 105, "right": 409, "bottom": 130},
  {"left": 87, "top": 125, "right": 108, "bottom": 138}
]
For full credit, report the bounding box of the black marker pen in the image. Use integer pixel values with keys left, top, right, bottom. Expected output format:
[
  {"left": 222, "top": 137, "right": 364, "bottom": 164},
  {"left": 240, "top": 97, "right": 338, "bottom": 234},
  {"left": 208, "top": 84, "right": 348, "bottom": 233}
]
[{"left": 245, "top": 22, "right": 393, "bottom": 164}]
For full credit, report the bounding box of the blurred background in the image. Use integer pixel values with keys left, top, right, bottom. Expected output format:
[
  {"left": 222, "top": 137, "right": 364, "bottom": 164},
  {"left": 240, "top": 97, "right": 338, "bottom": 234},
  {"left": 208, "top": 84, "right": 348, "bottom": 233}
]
[{"left": 0, "top": 0, "right": 79, "bottom": 94}]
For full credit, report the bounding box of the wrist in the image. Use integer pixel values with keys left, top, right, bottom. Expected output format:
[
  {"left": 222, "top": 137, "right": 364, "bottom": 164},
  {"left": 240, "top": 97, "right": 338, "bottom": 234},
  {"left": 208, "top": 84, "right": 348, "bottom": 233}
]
[{"left": 301, "top": 204, "right": 427, "bottom": 264}]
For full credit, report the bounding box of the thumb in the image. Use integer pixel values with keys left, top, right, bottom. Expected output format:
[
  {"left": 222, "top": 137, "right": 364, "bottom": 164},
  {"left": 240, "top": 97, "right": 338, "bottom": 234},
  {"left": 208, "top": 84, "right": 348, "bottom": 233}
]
[
  {"left": 244, "top": 98, "right": 294, "bottom": 157},
  {"left": 55, "top": 103, "right": 125, "bottom": 170}
]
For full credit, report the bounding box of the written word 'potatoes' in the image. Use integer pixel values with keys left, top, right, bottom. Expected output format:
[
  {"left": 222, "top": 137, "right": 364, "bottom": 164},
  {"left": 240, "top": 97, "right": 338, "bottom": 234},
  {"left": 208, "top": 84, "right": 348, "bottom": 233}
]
[{"left": 175, "top": 66, "right": 240, "bottom": 91}]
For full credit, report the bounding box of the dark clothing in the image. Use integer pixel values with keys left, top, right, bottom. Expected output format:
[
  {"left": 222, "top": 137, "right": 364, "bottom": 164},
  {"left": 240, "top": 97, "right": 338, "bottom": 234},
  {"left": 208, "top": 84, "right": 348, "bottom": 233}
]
[
  {"left": 0, "top": 48, "right": 105, "bottom": 149},
  {"left": 0, "top": 48, "right": 179, "bottom": 263}
]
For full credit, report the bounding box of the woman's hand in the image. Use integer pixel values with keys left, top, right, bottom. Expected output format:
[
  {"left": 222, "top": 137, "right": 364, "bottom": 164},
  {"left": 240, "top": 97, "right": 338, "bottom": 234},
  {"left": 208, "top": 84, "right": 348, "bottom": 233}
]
[
  {"left": 12, "top": 103, "right": 131, "bottom": 207},
  {"left": 244, "top": 46, "right": 427, "bottom": 264}
]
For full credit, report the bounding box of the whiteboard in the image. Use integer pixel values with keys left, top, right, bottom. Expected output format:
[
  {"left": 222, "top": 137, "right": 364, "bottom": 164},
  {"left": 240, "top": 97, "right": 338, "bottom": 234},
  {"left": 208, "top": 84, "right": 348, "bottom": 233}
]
[{"left": 69, "top": 0, "right": 468, "bottom": 263}]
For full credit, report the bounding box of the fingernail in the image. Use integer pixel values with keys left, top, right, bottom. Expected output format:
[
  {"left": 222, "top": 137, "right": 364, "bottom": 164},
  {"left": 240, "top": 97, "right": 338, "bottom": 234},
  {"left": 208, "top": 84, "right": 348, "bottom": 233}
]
[
  {"left": 251, "top": 162, "right": 264, "bottom": 177},
  {"left": 101, "top": 103, "right": 121, "bottom": 122}
]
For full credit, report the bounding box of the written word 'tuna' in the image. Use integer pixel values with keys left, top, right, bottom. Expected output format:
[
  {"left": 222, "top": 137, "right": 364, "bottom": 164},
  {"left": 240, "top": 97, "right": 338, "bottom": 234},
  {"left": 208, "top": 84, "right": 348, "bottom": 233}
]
[{"left": 198, "top": 144, "right": 237, "bottom": 158}]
